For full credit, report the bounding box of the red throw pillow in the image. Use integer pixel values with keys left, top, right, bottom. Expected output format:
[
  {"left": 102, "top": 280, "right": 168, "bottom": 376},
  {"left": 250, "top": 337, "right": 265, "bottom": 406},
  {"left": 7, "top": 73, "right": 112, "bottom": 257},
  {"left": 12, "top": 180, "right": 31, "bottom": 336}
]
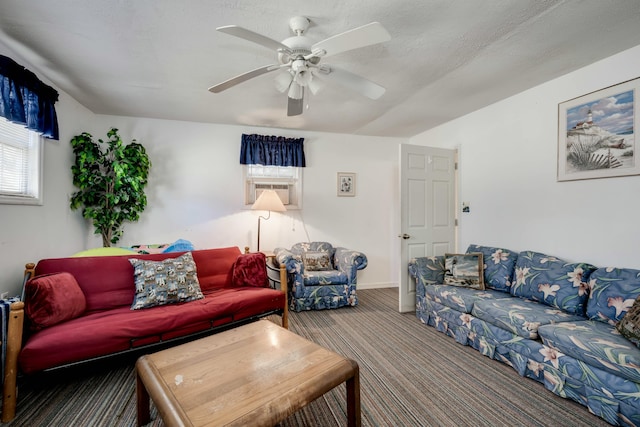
[
  {"left": 232, "top": 253, "right": 269, "bottom": 287},
  {"left": 25, "top": 272, "right": 87, "bottom": 331}
]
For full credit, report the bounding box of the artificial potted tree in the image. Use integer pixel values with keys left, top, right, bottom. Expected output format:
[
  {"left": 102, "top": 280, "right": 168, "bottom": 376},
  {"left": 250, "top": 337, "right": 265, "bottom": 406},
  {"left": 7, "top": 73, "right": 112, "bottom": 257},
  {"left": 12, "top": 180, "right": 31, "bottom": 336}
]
[{"left": 70, "top": 128, "right": 151, "bottom": 247}]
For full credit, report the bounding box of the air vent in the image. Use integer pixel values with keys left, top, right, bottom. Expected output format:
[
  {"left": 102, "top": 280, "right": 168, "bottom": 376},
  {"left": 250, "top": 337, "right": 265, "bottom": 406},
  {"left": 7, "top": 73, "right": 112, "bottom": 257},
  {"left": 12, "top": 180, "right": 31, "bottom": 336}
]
[{"left": 255, "top": 183, "right": 290, "bottom": 205}]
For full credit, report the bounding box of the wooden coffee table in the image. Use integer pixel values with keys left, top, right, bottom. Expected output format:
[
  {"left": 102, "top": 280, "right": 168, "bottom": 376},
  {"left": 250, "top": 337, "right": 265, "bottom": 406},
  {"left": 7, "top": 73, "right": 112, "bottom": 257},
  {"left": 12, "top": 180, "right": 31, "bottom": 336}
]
[{"left": 136, "top": 320, "right": 360, "bottom": 426}]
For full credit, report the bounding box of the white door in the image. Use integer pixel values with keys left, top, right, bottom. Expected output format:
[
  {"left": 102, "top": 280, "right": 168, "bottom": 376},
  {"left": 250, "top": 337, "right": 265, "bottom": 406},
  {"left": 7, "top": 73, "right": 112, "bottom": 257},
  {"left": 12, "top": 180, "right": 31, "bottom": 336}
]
[{"left": 399, "top": 144, "right": 456, "bottom": 312}]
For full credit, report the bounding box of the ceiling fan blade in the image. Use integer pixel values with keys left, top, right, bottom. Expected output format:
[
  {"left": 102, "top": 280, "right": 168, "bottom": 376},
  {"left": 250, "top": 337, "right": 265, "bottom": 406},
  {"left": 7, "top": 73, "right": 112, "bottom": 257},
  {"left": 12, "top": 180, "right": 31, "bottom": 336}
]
[
  {"left": 208, "top": 65, "right": 279, "bottom": 93},
  {"left": 287, "top": 91, "right": 304, "bottom": 116},
  {"left": 217, "top": 25, "right": 291, "bottom": 53},
  {"left": 311, "top": 22, "right": 390, "bottom": 58},
  {"left": 321, "top": 66, "right": 386, "bottom": 99}
]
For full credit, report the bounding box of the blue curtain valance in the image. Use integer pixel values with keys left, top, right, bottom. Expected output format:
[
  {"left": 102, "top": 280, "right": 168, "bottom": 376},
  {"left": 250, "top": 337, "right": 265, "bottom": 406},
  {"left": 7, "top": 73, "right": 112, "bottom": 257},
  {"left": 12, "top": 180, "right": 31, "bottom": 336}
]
[
  {"left": 0, "top": 55, "right": 59, "bottom": 140},
  {"left": 240, "top": 133, "right": 306, "bottom": 167}
]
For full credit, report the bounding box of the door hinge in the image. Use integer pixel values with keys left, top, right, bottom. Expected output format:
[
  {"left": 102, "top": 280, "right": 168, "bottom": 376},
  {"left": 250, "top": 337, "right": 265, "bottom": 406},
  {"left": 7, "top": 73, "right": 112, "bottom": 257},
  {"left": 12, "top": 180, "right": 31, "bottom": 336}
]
[
  {"left": 455, "top": 219, "right": 459, "bottom": 226},
  {"left": 455, "top": 162, "right": 458, "bottom": 170}
]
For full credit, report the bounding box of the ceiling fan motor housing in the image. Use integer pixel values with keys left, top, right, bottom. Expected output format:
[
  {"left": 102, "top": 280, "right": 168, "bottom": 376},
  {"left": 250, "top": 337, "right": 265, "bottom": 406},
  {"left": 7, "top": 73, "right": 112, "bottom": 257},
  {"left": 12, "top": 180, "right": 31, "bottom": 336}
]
[{"left": 279, "top": 35, "right": 314, "bottom": 64}]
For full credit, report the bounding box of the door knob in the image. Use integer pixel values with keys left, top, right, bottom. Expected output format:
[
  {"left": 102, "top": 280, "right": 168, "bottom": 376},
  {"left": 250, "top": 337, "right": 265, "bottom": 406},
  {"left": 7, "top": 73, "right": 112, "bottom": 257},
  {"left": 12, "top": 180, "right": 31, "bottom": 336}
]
[{"left": 398, "top": 233, "right": 410, "bottom": 239}]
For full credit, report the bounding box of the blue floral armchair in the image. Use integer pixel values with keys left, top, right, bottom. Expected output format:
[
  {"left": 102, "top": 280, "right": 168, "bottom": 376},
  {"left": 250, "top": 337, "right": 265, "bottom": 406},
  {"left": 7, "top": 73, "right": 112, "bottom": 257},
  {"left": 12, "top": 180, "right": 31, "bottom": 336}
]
[{"left": 273, "top": 242, "right": 367, "bottom": 312}]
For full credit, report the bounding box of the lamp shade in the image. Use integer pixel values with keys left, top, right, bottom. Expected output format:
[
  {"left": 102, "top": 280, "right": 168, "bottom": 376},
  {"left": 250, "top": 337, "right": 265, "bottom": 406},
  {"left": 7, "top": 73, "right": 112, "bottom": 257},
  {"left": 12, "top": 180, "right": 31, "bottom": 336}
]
[{"left": 252, "top": 190, "right": 287, "bottom": 212}]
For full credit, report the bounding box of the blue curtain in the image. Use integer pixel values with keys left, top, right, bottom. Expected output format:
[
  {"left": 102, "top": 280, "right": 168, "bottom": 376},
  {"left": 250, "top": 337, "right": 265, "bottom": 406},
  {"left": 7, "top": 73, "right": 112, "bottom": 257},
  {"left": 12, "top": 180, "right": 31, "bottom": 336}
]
[
  {"left": 240, "top": 133, "right": 305, "bottom": 167},
  {"left": 0, "top": 55, "right": 59, "bottom": 140}
]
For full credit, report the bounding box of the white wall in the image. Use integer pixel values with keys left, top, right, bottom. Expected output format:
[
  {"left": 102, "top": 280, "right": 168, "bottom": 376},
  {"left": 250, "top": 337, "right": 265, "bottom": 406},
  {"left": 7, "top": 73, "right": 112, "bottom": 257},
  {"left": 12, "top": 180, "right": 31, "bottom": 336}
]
[
  {"left": 410, "top": 44, "right": 640, "bottom": 269},
  {"left": 0, "top": 42, "right": 95, "bottom": 296},
  {"left": 1, "top": 103, "right": 402, "bottom": 296},
  {"left": 84, "top": 116, "right": 403, "bottom": 290}
]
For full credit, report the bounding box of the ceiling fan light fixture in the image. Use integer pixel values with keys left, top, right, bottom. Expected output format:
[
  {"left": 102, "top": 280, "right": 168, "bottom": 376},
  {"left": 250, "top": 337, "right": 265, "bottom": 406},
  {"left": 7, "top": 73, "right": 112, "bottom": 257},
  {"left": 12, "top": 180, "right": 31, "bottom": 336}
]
[
  {"left": 274, "top": 72, "right": 293, "bottom": 93},
  {"left": 294, "top": 69, "right": 313, "bottom": 87},
  {"left": 307, "top": 77, "right": 322, "bottom": 95}
]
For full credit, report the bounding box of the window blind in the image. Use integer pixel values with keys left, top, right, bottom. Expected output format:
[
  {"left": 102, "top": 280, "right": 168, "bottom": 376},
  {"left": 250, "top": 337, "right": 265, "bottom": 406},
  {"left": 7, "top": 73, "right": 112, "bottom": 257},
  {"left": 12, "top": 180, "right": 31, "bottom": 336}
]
[{"left": 0, "top": 116, "right": 39, "bottom": 200}]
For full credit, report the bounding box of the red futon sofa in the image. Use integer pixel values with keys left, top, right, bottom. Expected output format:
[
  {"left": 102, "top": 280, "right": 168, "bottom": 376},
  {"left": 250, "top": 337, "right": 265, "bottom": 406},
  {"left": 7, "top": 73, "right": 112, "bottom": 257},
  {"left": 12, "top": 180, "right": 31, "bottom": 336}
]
[{"left": 16, "top": 246, "right": 287, "bottom": 375}]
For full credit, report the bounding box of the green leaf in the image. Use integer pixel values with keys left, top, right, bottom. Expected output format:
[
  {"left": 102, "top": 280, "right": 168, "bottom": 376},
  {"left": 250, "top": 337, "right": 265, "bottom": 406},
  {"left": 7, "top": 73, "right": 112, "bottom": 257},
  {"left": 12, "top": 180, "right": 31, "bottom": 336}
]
[{"left": 69, "top": 128, "right": 151, "bottom": 247}]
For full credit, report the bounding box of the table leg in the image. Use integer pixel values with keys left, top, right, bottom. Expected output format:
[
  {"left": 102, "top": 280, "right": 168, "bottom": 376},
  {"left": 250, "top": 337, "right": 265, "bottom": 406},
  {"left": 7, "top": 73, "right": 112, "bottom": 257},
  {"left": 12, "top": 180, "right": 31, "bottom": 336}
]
[
  {"left": 346, "top": 362, "right": 361, "bottom": 427},
  {"left": 136, "top": 373, "right": 151, "bottom": 426}
]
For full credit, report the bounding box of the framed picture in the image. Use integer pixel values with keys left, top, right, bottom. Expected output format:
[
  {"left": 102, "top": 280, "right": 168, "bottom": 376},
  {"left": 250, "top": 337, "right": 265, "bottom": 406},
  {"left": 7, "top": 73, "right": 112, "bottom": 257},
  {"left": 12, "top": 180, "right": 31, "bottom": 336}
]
[
  {"left": 337, "top": 172, "right": 356, "bottom": 197},
  {"left": 443, "top": 253, "right": 484, "bottom": 290},
  {"left": 558, "top": 77, "right": 639, "bottom": 181}
]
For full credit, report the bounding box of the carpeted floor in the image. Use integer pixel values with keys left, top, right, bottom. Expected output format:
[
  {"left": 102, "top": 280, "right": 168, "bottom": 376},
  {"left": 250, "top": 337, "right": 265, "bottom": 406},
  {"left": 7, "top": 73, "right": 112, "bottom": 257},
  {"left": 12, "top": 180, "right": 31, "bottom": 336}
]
[{"left": 5, "top": 288, "right": 609, "bottom": 426}]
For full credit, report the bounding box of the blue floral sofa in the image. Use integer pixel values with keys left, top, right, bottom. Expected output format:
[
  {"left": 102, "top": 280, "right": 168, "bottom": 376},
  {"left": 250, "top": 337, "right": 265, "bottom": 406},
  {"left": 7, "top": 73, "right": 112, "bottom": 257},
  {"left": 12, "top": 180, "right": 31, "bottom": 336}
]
[
  {"left": 408, "top": 244, "right": 640, "bottom": 426},
  {"left": 274, "top": 242, "right": 367, "bottom": 312}
]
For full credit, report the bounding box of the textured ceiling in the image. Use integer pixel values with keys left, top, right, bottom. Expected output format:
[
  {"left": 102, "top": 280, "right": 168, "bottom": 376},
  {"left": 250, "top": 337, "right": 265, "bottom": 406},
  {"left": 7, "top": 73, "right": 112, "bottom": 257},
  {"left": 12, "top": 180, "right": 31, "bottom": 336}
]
[{"left": 1, "top": 0, "right": 639, "bottom": 138}]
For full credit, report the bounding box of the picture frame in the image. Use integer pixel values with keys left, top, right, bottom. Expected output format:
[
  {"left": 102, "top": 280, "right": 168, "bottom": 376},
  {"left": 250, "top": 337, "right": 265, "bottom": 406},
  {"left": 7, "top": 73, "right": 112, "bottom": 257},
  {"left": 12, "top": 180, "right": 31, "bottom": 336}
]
[
  {"left": 558, "top": 77, "right": 638, "bottom": 181},
  {"left": 444, "top": 252, "right": 485, "bottom": 290},
  {"left": 337, "top": 172, "right": 356, "bottom": 197}
]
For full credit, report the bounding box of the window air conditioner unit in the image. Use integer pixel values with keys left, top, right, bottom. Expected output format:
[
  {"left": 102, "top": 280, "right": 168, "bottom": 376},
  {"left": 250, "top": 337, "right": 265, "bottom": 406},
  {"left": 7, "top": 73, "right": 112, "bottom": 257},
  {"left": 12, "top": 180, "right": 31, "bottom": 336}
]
[{"left": 254, "top": 183, "right": 290, "bottom": 205}]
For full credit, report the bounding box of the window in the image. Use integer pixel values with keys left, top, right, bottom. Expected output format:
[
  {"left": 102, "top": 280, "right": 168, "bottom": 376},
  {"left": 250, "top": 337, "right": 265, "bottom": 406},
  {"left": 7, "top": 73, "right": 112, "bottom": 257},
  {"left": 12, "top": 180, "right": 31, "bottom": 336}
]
[
  {"left": 0, "top": 116, "right": 43, "bottom": 205},
  {"left": 244, "top": 164, "right": 302, "bottom": 209}
]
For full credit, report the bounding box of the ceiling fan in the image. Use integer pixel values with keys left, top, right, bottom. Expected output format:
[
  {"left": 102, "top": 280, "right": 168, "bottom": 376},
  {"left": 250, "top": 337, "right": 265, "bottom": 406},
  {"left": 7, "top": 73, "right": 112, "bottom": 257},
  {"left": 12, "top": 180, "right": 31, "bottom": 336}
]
[{"left": 208, "top": 16, "right": 391, "bottom": 116}]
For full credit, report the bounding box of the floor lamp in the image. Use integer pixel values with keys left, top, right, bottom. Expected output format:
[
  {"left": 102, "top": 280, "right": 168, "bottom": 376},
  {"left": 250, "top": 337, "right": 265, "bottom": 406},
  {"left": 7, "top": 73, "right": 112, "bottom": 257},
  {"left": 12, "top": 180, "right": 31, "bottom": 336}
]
[{"left": 251, "top": 189, "right": 286, "bottom": 252}]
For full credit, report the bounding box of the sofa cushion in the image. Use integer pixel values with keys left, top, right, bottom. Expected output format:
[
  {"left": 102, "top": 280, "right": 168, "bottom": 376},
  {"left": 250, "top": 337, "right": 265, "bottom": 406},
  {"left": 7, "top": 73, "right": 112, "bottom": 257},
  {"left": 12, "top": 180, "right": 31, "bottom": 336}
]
[
  {"left": 466, "top": 244, "right": 518, "bottom": 292},
  {"left": 472, "top": 298, "right": 584, "bottom": 340},
  {"left": 586, "top": 267, "right": 640, "bottom": 324},
  {"left": 510, "top": 251, "right": 596, "bottom": 315},
  {"left": 18, "top": 287, "right": 286, "bottom": 374},
  {"left": 616, "top": 295, "right": 640, "bottom": 348},
  {"left": 303, "top": 251, "right": 333, "bottom": 271},
  {"left": 129, "top": 252, "right": 204, "bottom": 310},
  {"left": 419, "top": 298, "right": 473, "bottom": 345},
  {"left": 466, "top": 313, "right": 548, "bottom": 369},
  {"left": 303, "top": 270, "right": 348, "bottom": 286},
  {"left": 34, "top": 247, "right": 242, "bottom": 312},
  {"left": 425, "top": 284, "right": 512, "bottom": 314},
  {"left": 232, "top": 252, "right": 268, "bottom": 287},
  {"left": 24, "top": 272, "right": 86, "bottom": 331},
  {"left": 538, "top": 320, "right": 640, "bottom": 384},
  {"left": 444, "top": 253, "right": 484, "bottom": 290}
]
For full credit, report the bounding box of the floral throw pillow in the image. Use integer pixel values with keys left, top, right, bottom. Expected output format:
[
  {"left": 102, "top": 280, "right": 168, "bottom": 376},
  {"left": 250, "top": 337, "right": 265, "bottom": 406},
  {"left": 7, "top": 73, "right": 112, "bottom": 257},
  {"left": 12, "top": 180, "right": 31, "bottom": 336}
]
[
  {"left": 444, "top": 253, "right": 484, "bottom": 290},
  {"left": 616, "top": 295, "right": 640, "bottom": 348},
  {"left": 129, "top": 252, "right": 204, "bottom": 310},
  {"left": 303, "top": 251, "right": 333, "bottom": 271}
]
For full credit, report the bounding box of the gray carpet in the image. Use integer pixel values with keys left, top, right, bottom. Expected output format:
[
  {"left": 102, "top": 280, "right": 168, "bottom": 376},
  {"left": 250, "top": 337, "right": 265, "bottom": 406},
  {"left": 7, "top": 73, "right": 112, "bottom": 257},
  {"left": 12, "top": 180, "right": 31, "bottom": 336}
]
[{"left": 5, "top": 288, "right": 609, "bottom": 426}]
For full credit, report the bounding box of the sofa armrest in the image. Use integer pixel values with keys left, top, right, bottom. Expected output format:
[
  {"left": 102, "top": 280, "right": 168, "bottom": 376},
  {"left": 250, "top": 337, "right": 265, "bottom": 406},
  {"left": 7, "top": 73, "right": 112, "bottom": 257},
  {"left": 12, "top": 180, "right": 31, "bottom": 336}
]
[
  {"left": 334, "top": 248, "right": 367, "bottom": 272},
  {"left": 408, "top": 256, "right": 445, "bottom": 285},
  {"left": 273, "top": 248, "right": 302, "bottom": 274}
]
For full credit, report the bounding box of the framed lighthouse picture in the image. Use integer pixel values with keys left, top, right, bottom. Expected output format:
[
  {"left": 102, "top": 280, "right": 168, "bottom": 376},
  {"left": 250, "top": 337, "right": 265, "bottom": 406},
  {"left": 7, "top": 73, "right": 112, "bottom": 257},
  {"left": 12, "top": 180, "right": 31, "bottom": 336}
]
[{"left": 558, "top": 77, "right": 639, "bottom": 181}]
